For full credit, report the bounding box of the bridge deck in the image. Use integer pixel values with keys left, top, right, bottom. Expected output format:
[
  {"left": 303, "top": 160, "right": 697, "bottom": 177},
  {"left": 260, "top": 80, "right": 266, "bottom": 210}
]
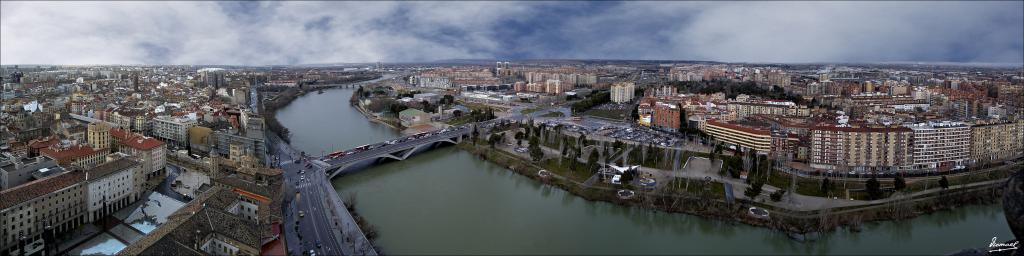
[{"left": 321, "top": 126, "right": 471, "bottom": 176}]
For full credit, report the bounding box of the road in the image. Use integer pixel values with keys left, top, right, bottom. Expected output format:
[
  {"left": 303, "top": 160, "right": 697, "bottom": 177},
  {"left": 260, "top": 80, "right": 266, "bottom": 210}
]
[{"left": 271, "top": 131, "right": 355, "bottom": 256}]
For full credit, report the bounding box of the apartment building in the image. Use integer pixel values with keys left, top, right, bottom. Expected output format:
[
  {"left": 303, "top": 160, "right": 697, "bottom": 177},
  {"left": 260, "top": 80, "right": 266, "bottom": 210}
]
[
  {"left": 705, "top": 120, "right": 773, "bottom": 154},
  {"left": 809, "top": 125, "right": 913, "bottom": 172},
  {"left": 906, "top": 121, "right": 971, "bottom": 171},
  {"left": 970, "top": 120, "right": 1024, "bottom": 164},
  {"left": 544, "top": 79, "right": 566, "bottom": 95},
  {"left": 610, "top": 82, "right": 635, "bottom": 103},
  {"left": 652, "top": 102, "right": 681, "bottom": 130},
  {"left": 726, "top": 100, "right": 809, "bottom": 118},
  {"left": 151, "top": 116, "right": 197, "bottom": 147}
]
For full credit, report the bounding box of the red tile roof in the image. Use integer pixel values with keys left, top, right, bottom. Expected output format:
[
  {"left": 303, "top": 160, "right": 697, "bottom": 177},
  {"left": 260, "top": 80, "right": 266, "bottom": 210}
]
[
  {"left": 40, "top": 144, "right": 104, "bottom": 161},
  {"left": 111, "top": 128, "right": 165, "bottom": 150},
  {"left": 28, "top": 136, "right": 60, "bottom": 149},
  {"left": 0, "top": 171, "right": 85, "bottom": 209},
  {"left": 122, "top": 136, "right": 165, "bottom": 151},
  {"left": 110, "top": 127, "right": 133, "bottom": 141}
]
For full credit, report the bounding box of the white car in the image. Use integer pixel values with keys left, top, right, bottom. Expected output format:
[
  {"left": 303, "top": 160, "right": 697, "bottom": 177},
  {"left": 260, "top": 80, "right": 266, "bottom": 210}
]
[{"left": 611, "top": 175, "right": 622, "bottom": 184}]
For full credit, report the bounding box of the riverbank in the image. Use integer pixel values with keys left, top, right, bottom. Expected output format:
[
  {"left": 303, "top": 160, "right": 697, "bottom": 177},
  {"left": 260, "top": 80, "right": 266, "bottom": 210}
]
[
  {"left": 351, "top": 102, "right": 401, "bottom": 130},
  {"left": 454, "top": 139, "right": 1010, "bottom": 238}
]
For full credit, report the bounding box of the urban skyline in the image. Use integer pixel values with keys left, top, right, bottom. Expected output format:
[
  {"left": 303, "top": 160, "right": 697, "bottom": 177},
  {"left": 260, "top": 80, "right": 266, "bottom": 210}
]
[{"left": 1, "top": 1, "right": 1022, "bottom": 256}]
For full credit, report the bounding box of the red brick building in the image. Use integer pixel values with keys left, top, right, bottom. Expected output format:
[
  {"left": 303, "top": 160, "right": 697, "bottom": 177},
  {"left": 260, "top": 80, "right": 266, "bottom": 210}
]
[{"left": 652, "top": 102, "right": 681, "bottom": 130}]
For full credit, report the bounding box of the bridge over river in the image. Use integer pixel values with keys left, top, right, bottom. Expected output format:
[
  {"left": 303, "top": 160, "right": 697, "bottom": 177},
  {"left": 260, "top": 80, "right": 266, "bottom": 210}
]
[{"left": 317, "top": 125, "right": 473, "bottom": 178}]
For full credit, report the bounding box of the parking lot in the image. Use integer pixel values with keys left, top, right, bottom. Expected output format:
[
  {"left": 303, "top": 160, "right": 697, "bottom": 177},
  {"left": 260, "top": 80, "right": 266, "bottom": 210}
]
[{"left": 598, "top": 126, "right": 680, "bottom": 147}]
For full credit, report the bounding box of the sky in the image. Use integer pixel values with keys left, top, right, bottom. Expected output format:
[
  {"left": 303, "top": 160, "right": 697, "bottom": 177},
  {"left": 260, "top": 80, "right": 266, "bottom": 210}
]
[{"left": 1, "top": 1, "right": 1022, "bottom": 65}]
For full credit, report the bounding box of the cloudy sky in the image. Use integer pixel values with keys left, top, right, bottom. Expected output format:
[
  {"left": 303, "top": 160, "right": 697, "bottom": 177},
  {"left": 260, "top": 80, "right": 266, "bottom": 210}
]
[{"left": 1, "top": 1, "right": 1022, "bottom": 65}]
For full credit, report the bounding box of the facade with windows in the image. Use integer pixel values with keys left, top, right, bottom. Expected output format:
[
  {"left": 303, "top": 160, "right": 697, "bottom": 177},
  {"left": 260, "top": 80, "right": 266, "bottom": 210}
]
[
  {"left": 809, "top": 125, "right": 913, "bottom": 172},
  {"left": 905, "top": 121, "right": 971, "bottom": 171},
  {"left": 0, "top": 171, "right": 86, "bottom": 255}
]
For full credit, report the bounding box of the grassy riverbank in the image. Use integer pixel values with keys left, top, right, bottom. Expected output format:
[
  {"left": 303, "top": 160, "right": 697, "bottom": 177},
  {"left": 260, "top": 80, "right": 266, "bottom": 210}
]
[{"left": 455, "top": 139, "right": 1011, "bottom": 238}]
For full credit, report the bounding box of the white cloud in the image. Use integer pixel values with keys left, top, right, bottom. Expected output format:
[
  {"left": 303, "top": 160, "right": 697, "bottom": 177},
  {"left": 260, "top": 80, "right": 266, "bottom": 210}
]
[{"left": 1, "top": 1, "right": 1021, "bottom": 65}]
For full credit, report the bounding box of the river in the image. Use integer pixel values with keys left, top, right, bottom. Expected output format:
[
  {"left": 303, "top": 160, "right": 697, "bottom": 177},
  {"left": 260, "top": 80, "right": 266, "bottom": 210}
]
[{"left": 276, "top": 88, "right": 1014, "bottom": 255}]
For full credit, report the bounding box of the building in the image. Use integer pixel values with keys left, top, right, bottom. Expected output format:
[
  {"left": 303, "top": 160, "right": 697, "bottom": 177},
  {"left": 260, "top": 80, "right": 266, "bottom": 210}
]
[
  {"left": 905, "top": 121, "right": 971, "bottom": 171},
  {"left": 213, "top": 129, "right": 266, "bottom": 161},
  {"left": 187, "top": 126, "right": 214, "bottom": 154},
  {"left": 239, "top": 111, "right": 265, "bottom": 141},
  {"left": 809, "top": 125, "right": 913, "bottom": 172},
  {"left": 86, "top": 122, "right": 111, "bottom": 151},
  {"left": 649, "top": 85, "right": 677, "bottom": 97},
  {"left": 766, "top": 70, "right": 791, "bottom": 87},
  {"left": 118, "top": 134, "right": 167, "bottom": 182},
  {"left": 610, "top": 82, "right": 635, "bottom": 103},
  {"left": 544, "top": 79, "right": 566, "bottom": 95},
  {"left": 0, "top": 153, "right": 59, "bottom": 190},
  {"left": 39, "top": 144, "right": 106, "bottom": 169},
  {"left": 1, "top": 171, "right": 86, "bottom": 256},
  {"left": 151, "top": 116, "right": 197, "bottom": 147},
  {"left": 705, "top": 120, "right": 773, "bottom": 154},
  {"left": 727, "top": 100, "right": 808, "bottom": 118},
  {"left": 117, "top": 164, "right": 285, "bottom": 256},
  {"left": 414, "top": 76, "right": 453, "bottom": 89},
  {"left": 970, "top": 120, "right": 1024, "bottom": 164},
  {"left": 652, "top": 102, "right": 681, "bottom": 130},
  {"left": 84, "top": 157, "right": 143, "bottom": 222}
]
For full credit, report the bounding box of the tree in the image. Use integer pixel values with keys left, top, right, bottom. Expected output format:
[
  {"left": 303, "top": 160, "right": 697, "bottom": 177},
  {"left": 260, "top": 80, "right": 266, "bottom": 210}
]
[
  {"left": 770, "top": 190, "right": 786, "bottom": 202},
  {"left": 939, "top": 176, "right": 949, "bottom": 190},
  {"left": 865, "top": 177, "right": 883, "bottom": 200},
  {"left": 587, "top": 150, "right": 600, "bottom": 173},
  {"left": 515, "top": 131, "right": 525, "bottom": 146},
  {"left": 620, "top": 168, "right": 636, "bottom": 184},
  {"left": 420, "top": 100, "right": 433, "bottom": 113},
  {"left": 894, "top": 176, "right": 906, "bottom": 191},
  {"left": 678, "top": 105, "right": 688, "bottom": 133},
  {"left": 528, "top": 137, "right": 544, "bottom": 162},
  {"left": 488, "top": 133, "right": 503, "bottom": 148},
  {"left": 471, "top": 126, "right": 480, "bottom": 144},
  {"left": 820, "top": 177, "right": 831, "bottom": 195},
  {"left": 744, "top": 181, "right": 764, "bottom": 200},
  {"left": 441, "top": 94, "right": 455, "bottom": 105}
]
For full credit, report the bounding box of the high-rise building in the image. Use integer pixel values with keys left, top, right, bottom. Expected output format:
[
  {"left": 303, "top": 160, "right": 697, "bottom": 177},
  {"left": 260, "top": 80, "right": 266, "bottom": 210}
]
[
  {"left": 610, "top": 82, "right": 635, "bottom": 103},
  {"left": 544, "top": 79, "right": 565, "bottom": 95},
  {"left": 970, "top": 120, "right": 1024, "bottom": 164},
  {"left": 905, "top": 121, "right": 971, "bottom": 171},
  {"left": 809, "top": 125, "right": 913, "bottom": 172},
  {"left": 87, "top": 122, "right": 111, "bottom": 150}
]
